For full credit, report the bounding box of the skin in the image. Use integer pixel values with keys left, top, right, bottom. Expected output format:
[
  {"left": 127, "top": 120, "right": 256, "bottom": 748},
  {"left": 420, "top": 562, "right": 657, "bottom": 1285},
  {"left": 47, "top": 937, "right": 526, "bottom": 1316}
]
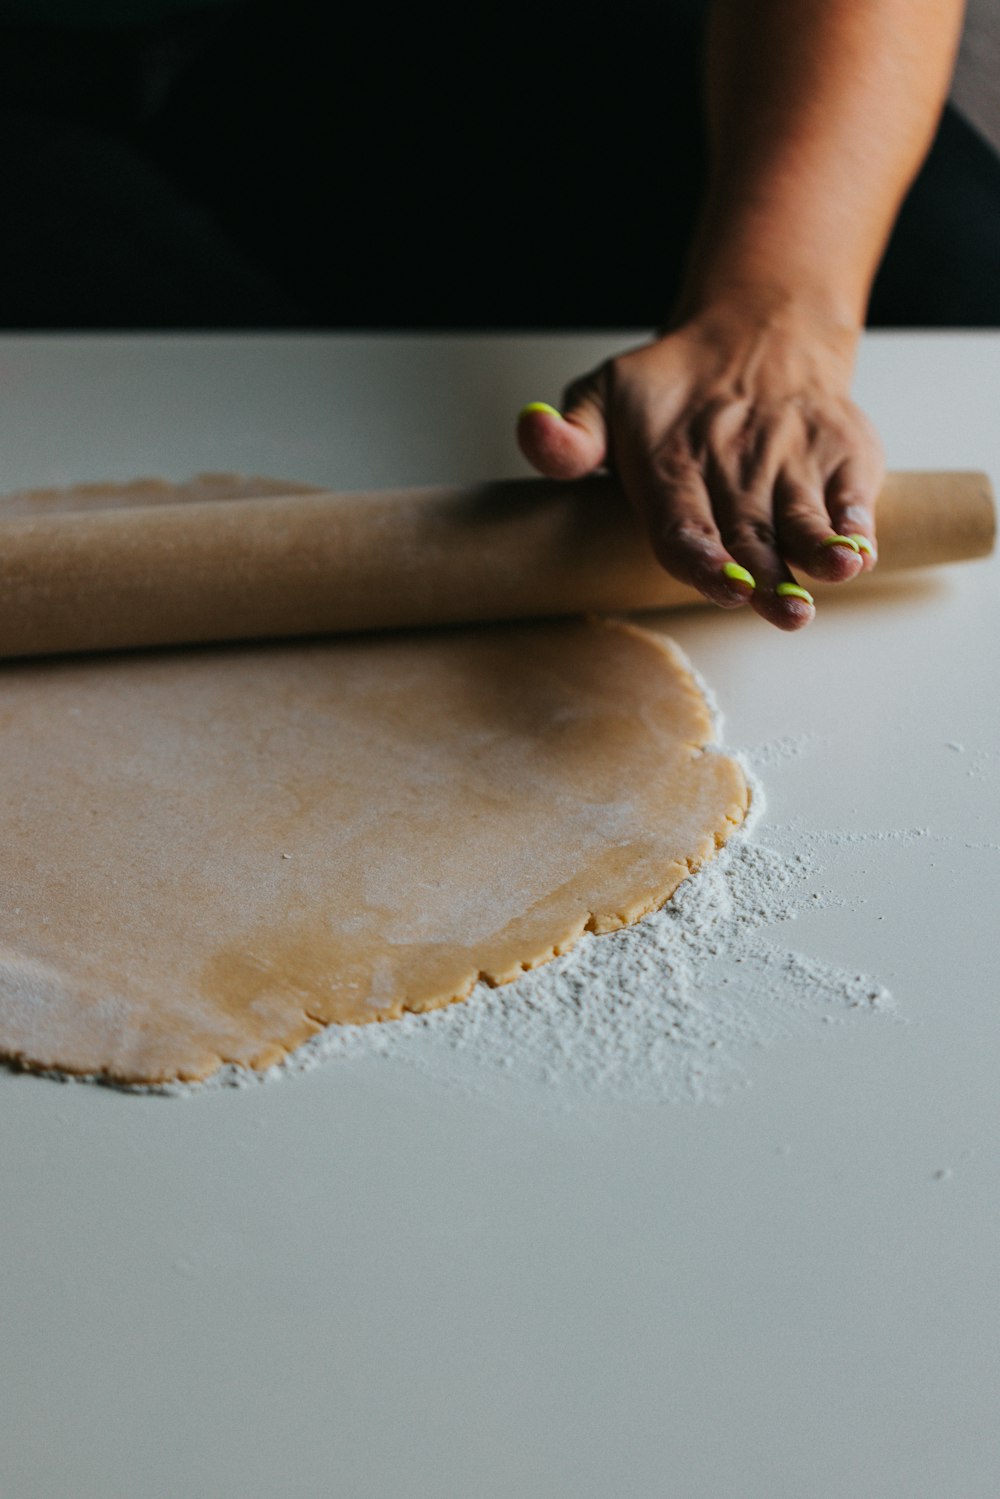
[{"left": 518, "top": 0, "right": 967, "bottom": 629}]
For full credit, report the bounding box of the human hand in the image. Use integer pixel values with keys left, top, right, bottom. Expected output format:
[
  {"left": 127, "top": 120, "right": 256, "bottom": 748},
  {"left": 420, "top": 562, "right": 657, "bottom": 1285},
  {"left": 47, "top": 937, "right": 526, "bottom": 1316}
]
[{"left": 517, "top": 305, "right": 883, "bottom": 630}]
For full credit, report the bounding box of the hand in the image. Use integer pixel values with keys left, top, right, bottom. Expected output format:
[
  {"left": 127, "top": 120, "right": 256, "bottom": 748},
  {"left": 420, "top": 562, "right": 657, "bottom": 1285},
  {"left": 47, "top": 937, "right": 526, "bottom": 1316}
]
[{"left": 517, "top": 304, "right": 884, "bottom": 630}]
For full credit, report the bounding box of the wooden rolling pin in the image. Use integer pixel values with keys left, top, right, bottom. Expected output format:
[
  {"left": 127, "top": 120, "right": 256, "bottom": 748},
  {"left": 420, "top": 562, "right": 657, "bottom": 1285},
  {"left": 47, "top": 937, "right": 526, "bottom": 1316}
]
[{"left": 0, "top": 469, "right": 993, "bottom": 659}]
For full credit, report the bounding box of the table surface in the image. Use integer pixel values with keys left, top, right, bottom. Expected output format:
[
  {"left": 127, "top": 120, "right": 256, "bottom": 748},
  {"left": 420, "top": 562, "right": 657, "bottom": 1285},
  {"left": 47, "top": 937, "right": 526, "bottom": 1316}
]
[{"left": 0, "top": 331, "right": 997, "bottom": 1499}]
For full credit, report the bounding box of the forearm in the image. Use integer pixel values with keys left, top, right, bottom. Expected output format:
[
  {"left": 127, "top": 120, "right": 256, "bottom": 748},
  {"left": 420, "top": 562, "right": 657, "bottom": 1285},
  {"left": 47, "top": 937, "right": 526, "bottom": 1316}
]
[{"left": 672, "top": 0, "right": 966, "bottom": 332}]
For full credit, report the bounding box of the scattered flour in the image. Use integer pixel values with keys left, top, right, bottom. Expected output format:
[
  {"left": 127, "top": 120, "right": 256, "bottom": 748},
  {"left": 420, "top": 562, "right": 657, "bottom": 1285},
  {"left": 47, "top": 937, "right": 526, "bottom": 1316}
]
[
  {"left": 87, "top": 729, "right": 908, "bottom": 1108},
  {"left": 10, "top": 720, "right": 919, "bottom": 1106}
]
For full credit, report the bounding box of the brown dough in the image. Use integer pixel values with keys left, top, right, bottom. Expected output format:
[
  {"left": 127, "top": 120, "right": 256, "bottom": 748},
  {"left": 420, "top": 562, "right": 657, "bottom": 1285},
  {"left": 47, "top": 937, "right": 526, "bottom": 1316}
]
[{"left": 0, "top": 491, "right": 749, "bottom": 1087}]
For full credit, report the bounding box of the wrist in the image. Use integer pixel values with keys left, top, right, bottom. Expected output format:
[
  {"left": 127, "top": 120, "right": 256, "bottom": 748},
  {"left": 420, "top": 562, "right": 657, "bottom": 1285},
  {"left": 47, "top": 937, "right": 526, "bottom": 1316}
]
[
  {"left": 662, "top": 281, "right": 864, "bottom": 371},
  {"left": 668, "top": 274, "right": 864, "bottom": 337},
  {"left": 668, "top": 192, "right": 874, "bottom": 343},
  {"left": 649, "top": 292, "right": 864, "bottom": 404}
]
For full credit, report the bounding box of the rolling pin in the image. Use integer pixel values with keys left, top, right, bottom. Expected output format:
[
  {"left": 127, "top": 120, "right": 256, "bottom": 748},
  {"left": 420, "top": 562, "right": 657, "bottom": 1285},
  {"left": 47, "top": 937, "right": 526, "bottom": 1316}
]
[{"left": 0, "top": 469, "right": 993, "bottom": 659}]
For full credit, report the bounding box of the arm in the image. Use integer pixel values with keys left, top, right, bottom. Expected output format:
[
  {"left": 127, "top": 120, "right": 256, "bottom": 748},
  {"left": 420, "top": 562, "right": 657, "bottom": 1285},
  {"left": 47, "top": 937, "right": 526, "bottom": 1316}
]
[
  {"left": 518, "top": 0, "right": 967, "bottom": 629},
  {"left": 679, "top": 0, "right": 964, "bottom": 327}
]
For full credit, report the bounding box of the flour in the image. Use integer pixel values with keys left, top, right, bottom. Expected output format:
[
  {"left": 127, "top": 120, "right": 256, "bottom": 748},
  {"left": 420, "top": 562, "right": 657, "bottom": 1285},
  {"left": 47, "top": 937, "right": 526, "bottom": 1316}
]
[
  {"left": 9, "top": 708, "right": 912, "bottom": 1105},
  {"left": 232, "top": 799, "right": 899, "bottom": 1111},
  {"left": 77, "top": 728, "right": 900, "bottom": 1108}
]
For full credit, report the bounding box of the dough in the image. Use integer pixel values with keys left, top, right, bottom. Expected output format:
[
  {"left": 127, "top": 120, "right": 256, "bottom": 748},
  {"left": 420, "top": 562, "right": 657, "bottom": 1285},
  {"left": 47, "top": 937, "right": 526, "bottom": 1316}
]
[{"left": 0, "top": 488, "right": 749, "bottom": 1087}]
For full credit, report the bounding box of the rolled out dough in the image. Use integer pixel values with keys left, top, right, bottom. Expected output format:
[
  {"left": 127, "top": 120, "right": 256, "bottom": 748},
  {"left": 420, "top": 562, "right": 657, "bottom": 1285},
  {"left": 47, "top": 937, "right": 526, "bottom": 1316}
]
[{"left": 0, "top": 483, "right": 749, "bottom": 1087}]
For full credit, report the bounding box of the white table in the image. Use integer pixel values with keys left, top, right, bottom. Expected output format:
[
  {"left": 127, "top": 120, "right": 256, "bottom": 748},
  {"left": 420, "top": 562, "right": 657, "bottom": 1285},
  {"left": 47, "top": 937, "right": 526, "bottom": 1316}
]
[{"left": 1, "top": 333, "right": 997, "bottom": 1499}]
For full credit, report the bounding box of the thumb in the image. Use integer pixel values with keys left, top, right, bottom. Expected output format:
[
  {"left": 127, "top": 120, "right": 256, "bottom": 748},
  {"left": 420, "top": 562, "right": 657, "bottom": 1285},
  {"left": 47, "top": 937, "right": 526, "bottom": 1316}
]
[{"left": 516, "top": 366, "right": 608, "bottom": 480}]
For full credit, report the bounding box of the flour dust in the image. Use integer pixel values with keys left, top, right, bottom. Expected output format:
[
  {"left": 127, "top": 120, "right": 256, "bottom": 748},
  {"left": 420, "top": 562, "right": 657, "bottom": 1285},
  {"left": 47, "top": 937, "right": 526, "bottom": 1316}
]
[{"left": 126, "top": 732, "right": 911, "bottom": 1109}]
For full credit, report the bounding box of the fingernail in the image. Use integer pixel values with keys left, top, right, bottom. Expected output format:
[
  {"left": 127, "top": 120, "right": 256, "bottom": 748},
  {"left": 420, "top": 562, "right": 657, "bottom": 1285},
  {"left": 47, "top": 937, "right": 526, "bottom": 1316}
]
[
  {"left": 776, "top": 582, "right": 814, "bottom": 605},
  {"left": 722, "top": 561, "right": 755, "bottom": 590},
  {"left": 848, "top": 533, "right": 876, "bottom": 558},
  {"left": 821, "top": 534, "right": 860, "bottom": 553},
  {"left": 518, "top": 401, "right": 563, "bottom": 421}
]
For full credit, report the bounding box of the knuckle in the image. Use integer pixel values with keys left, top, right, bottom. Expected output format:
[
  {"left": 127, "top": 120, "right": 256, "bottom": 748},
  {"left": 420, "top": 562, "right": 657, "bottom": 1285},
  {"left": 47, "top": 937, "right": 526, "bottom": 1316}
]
[
  {"left": 728, "top": 425, "right": 758, "bottom": 470},
  {"left": 726, "top": 420, "right": 783, "bottom": 489},
  {"left": 781, "top": 486, "right": 824, "bottom": 527},
  {"left": 782, "top": 507, "right": 820, "bottom": 535},
  {"left": 649, "top": 434, "right": 696, "bottom": 488},
  {"left": 826, "top": 402, "right": 883, "bottom": 458},
  {"left": 659, "top": 516, "right": 717, "bottom": 552},
  {"left": 729, "top": 424, "right": 761, "bottom": 468},
  {"left": 842, "top": 397, "right": 879, "bottom": 436},
  {"left": 829, "top": 484, "right": 872, "bottom": 513},
  {"left": 727, "top": 515, "right": 778, "bottom": 551},
  {"left": 833, "top": 415, "right": 861, "bottom": 444},
  {"left": 689, "top": 395, "right": 736, "bottom": 450},
  {"left": 651, "top": 515, "right": 719, "bottom": 577}
]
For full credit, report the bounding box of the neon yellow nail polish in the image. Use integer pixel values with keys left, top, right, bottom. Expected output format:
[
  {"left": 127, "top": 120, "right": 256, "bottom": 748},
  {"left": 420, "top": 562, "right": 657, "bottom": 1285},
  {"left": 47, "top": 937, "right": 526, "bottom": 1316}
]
[
  {"left": 821, "top": 534, "right": 860, "bottom": 552},
  {"left": 776, "top": 582, "right": 814, "bottom": 605},
  {"left": 848, "top": 533, "right": 876, "bottom": 557},
  {"left": 722, "top": 561, "right": 755, "bottom": 589},
  {"left": 518, "top": 401, "right": 563, "bottom": 420}
]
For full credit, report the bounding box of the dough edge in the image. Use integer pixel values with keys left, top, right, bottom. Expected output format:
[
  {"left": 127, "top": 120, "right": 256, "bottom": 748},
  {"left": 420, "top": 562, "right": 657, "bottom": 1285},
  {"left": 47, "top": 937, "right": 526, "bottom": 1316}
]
[{"left": 0, "top": 616, "right": 750, "bottom": 1091}]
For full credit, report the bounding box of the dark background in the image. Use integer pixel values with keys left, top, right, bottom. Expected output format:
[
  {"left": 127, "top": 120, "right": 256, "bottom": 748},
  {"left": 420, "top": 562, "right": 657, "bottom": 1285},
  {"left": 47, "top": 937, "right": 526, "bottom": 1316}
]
[{"left": 1, "top": 0, "right": 998, "bottom": 329}]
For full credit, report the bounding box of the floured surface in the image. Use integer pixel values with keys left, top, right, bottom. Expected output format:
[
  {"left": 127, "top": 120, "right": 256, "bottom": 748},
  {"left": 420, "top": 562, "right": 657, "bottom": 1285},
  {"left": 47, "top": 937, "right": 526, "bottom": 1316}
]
[
  {"left": 159, "top": 752, "right": 902, "bottom": 1108},
  {"left": 0, "top": 600, "right": 747, "bottom": 1086}
]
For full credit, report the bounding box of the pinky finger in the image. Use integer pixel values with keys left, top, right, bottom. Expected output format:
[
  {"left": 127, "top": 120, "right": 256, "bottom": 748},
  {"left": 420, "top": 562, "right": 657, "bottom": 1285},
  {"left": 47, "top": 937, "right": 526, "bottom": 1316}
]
[{"left": 825, "top": 456, "right": 882, "bottom": 570}]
